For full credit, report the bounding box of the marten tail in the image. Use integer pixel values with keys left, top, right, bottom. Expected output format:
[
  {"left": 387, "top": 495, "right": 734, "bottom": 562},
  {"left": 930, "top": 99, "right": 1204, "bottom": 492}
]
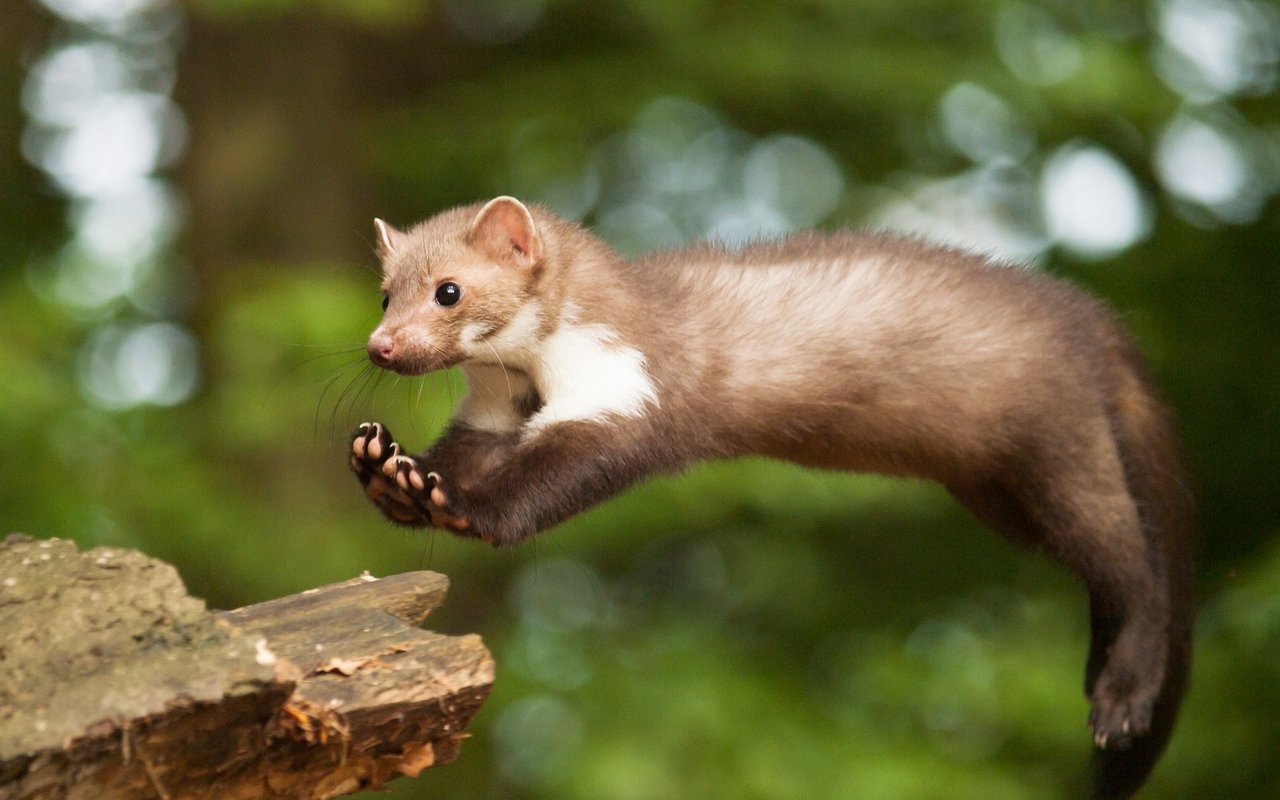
[{"left": 1092, "top": 346, "right": 1197, "bottom": 800}]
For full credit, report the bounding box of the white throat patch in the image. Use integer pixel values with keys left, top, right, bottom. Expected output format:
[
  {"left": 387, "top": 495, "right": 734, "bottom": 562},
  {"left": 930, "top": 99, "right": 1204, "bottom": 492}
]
[
  {"left": 455, "top": 303, "right": 658, "bottom": 435},
  {"left": 526, "top": 321, "right": 659, "bottom": 432}
]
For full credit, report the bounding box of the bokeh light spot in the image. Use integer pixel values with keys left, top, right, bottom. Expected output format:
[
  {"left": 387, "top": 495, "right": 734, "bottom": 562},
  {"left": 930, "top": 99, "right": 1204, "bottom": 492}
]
[
  {"left": 1040, "top": 143, "right": 1151, "bottom": 259},
  {"left": 79, "top": 322, "right": 200, "bottom": 410}
]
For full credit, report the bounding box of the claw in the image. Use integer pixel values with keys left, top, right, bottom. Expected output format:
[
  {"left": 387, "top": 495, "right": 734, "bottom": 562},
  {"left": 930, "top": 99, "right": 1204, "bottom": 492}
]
[
  {"left": 383, "top": 453, "right": 413, "bottom": 478},
  {"left": 426, "top": 472, "right": 444, "bottom": 505}
]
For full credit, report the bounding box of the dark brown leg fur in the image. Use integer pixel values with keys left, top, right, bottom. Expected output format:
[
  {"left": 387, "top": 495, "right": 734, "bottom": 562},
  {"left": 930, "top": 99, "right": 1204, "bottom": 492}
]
[
  {"left": 948, "top": 428, "right": 1169, "bottom": 752},
  {"left": 423, "top": 420, "right": 669, "bottom": 545},
  {"left": 353, "top": 419, "right": 674, "bottom": 546}
]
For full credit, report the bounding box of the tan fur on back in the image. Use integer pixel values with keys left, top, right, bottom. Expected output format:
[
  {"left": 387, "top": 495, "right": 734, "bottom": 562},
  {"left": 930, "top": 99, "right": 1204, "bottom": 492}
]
[{"left": 376, "top": 204, "right": 1122, "bottom": 481}]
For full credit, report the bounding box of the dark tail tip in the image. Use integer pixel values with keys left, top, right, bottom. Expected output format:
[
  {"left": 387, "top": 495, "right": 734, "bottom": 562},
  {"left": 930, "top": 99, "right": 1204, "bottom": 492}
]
[
  {"left": 1092, "top": 729, "right": 1169, "bottom": 799},
  {"left": 1091, "top": 628, "right": 1192, "bottom": 800}
]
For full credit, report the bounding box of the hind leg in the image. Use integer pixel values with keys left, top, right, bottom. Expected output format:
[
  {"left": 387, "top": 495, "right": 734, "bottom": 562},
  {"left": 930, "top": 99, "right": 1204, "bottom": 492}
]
[
  {"left": 947, "top": 478, "right": 1121, "bottom": 692},
  {"left": 950, "top": 447, "right": 1168, "bottom": 749},
  {"left": 1026, "top": 439, "right": 1171, "bottom": 749},
  {"left": 947, "top": 478, "right": 1125, "bottom": 692}
]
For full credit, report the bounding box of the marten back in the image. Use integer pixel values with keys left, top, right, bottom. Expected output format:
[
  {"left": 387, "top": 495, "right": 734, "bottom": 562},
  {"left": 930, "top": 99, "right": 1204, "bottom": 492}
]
[{"left": 621, "top": 233, "right": 1131, "bottom": 481}]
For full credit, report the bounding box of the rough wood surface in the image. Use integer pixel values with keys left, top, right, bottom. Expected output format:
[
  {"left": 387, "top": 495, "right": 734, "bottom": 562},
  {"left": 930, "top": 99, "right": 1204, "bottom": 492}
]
[{"left": 0, "top": 534, "right": 494, "bottom": 800}]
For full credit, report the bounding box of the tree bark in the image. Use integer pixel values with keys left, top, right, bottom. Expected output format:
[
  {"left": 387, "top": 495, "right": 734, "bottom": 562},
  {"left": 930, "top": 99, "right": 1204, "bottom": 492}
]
[{"left": 0, "top": 534, "right": 493, "bottom": 800}]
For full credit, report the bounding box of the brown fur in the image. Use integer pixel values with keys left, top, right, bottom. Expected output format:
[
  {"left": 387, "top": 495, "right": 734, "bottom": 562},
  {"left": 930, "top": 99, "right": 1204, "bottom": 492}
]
[{"left": 352, "top": 198, "right": 1196, "bottom": 799}]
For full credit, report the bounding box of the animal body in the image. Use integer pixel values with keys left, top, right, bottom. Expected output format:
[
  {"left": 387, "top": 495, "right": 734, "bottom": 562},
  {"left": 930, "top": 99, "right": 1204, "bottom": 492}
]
[{"left": 349, "top": 196, "right": 1195, "bottom": 798}]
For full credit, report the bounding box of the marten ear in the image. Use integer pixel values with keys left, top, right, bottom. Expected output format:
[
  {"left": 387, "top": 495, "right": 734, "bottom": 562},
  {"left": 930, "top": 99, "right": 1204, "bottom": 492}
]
[
  {"left": 468, "top": 196, "right": 543, "bottom": 267},
  {"left": 373, "top": 218, "right": 406, "bottom": 261}
]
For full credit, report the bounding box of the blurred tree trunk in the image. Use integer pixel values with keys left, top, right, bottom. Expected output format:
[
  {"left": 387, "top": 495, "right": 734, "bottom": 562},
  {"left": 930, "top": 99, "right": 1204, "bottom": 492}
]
[
  {"left": 173, "top": 8, "right": 456, "bottom": 349},
  {"left": 0, "top": 0, "right": 62, "bottom": 263},
  {"left": 176, "top": 15, "right": 370, "bottom": 290}
]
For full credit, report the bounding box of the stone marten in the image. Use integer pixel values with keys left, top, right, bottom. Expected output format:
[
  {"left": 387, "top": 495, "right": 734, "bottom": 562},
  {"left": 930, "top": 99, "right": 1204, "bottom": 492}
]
[{"left": 349, "top": 196, "right": 1195, "bottom": 799}]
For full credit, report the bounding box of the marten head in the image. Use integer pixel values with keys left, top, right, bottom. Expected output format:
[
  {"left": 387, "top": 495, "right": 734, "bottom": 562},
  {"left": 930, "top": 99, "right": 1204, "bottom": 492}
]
[{"left": 367, "top": 196, "right": 548, "bottom": 375}]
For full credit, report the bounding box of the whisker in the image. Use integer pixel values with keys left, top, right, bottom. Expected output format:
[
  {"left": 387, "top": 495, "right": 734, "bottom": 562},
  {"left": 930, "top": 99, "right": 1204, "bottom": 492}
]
[
  {"left": 370, "top": 371, "right": 396, "bottom": 417},
  {"left": 286, "top": 342, "right": 368, "bottom": 384},
  {"left": 352, "top": 231, "right": 384, "bottom": 279},
  {"left": 419, "top": 528, "right": 437, "bottom": 571},
  {"left": 484, "top": 336, "right": 540, "bottom": 360},
  {"left": 476, "top": 343, "right": 518, "bottom": 431},
  {"left": 292, "top": 349, "right": 368, "bottom": 370},
  {"left": 330, "top": 363, "right": 375, "bottom": 441},
  {"left": 315, "top": 360, "right": 369, "bottom": 446},
  {"left": 286, "top": 342, "right": 368, "bottom": 352},
  {"left": 445, "top": 369, "right": 457, "bottom": 422},
  {"left": 484, "top": 341, "right": 515, "bottom": 399},
  {"left": 351, "top": 367, "right": 385, "bottom": 425}
]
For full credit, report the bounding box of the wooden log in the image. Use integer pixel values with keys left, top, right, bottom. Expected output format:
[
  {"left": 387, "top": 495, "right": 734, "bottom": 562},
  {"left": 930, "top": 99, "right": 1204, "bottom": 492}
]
[{"left": 0, "top": 534, "right": 494, "bottom": 800}]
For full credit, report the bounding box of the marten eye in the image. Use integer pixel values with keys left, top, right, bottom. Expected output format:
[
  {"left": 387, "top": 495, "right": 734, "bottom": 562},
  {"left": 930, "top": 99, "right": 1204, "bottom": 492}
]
[
  {"left": 381, "top": 294, "right": 389, "bottom": 312},
  {"left": 435, "top": 282, "right": 462, "bottom": 307}
]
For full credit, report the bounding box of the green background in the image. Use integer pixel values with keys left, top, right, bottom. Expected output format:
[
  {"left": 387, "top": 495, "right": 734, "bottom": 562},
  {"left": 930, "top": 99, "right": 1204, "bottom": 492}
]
[{"left": 2, "top": 1, "right": 1278, "bottom": 798}]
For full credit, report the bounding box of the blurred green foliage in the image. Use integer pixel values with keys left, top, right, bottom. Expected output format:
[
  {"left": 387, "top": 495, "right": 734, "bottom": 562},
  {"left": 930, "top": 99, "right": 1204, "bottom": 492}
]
[{"left": 2, "top": 0, "right": 1279, "bottom": 798}]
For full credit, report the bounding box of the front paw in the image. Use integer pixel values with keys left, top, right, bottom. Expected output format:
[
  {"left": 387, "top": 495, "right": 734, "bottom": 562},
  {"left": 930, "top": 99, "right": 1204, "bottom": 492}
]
[
  {"left": 349, "top": 423, "right": 471, "bottom": 533},
  {"left": 350, "top": 422, "right": 429, "bottom": 526}
]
